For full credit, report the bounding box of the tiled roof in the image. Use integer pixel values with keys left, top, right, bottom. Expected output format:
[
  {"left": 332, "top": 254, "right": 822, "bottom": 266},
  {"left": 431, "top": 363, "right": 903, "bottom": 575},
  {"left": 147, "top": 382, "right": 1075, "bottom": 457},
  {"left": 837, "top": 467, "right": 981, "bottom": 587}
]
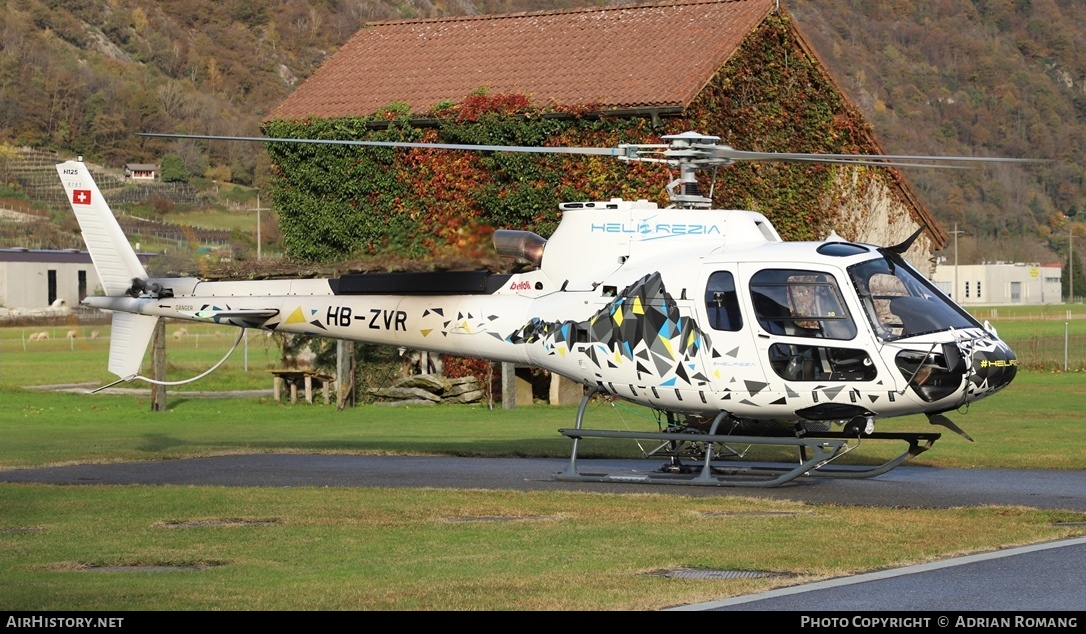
[{"left": 272, "top": 0, "right": 776, "bottom": 120}]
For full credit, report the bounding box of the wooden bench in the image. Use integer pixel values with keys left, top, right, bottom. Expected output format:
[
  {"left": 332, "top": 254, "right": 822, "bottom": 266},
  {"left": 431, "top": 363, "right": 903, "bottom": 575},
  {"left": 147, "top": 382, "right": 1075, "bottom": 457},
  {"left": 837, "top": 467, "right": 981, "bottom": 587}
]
[{"left": 271, "top": 370, "right": 335, "bottom": 405}]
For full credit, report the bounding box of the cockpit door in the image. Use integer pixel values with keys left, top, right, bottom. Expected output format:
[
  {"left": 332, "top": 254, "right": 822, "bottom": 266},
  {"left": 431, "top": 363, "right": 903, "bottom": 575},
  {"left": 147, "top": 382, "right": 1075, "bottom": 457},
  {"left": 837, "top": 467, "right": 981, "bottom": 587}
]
[{"left": 738, "top": 264, "right": 884, "bottom": 415}]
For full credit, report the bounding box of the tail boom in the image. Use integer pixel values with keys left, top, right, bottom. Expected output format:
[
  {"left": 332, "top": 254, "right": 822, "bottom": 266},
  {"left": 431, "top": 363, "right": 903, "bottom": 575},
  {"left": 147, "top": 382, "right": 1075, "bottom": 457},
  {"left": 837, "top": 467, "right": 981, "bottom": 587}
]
[{"left": 58, "top": 157, "right": 542, "bottom": 379}]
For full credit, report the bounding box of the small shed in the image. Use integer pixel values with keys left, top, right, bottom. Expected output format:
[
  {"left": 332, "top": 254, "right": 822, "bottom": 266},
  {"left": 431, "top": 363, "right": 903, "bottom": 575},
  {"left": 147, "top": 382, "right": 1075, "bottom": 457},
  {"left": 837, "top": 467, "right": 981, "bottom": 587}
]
[{"left": 124, "top": 163, "right": 158, "bottom": 181}]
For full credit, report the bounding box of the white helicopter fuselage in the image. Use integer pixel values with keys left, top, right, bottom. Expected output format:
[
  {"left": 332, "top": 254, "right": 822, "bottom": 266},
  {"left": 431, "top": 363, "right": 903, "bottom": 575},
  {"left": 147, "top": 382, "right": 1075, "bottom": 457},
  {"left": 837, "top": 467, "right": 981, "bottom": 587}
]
[{"left": 61, "top": 154, "right": 1015, "bottom": 428}]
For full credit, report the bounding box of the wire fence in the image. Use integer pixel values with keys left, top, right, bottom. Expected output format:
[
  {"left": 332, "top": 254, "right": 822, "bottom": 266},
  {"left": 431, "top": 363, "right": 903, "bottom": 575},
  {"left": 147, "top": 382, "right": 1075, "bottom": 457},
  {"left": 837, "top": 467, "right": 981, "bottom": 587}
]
[
  {"left": 971, "top": 308, "right": 1086, "bottom": 322},
  {"left": 1000, "top": 330, "right": 1086, "bottom": 371},
  {"left": 0, "top": 326, "right": 277, "bottom": 353}
]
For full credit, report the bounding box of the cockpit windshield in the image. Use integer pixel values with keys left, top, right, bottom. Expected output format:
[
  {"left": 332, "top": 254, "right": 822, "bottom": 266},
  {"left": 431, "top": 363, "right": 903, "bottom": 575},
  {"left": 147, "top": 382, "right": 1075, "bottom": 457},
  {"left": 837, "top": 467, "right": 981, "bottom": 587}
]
[{"left": 848, "top": 255, "right": 981, "bottom": 341}]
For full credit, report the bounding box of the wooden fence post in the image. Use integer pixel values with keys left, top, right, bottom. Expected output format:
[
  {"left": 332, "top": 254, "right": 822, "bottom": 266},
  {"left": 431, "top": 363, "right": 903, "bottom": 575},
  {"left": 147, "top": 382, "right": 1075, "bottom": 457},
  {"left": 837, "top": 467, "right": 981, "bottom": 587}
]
[{"left": 151, "top": 319, "right": 167, "bottom": 412}]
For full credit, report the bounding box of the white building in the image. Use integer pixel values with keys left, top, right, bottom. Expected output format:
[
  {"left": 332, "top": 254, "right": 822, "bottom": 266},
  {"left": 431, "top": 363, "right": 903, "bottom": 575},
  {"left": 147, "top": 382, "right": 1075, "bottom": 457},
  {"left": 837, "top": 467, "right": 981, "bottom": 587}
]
[
  {"left": 931, "top": 262, "right": 1063, "bottom": 305},
  {"left": 0, "top": 249, "right": 103, "bottom": 309}
]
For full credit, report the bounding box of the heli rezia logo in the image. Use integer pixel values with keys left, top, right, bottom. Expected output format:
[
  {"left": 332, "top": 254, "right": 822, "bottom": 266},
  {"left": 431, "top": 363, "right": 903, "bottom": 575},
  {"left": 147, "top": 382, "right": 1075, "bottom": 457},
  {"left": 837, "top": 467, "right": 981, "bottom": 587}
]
[{"left": 590, "top": 221, "right": 722, "bottom": 239}]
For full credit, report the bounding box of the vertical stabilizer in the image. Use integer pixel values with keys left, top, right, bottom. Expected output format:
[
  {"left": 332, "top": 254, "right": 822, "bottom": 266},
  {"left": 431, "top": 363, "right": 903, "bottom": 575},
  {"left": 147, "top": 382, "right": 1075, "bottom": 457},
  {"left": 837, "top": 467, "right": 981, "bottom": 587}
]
[
  {"left": 108, "top": 312, "right": 157, "bottom": 379},
  {"left": 56, "top": 160, "right": 148, "bottom": 296},
  {"left": 57, "top": 160, "right": 158, "bottom": 380}
]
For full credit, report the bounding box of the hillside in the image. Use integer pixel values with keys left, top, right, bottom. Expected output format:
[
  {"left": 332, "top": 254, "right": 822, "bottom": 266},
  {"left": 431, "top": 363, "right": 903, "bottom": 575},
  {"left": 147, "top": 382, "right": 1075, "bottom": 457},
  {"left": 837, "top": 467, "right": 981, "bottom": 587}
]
[
  {"left": 0, "top": 0, "right": 1083, "bottom": 273},
  {"left": 788, "top": 0, "right": 1086, "bottom": 267},
  {"left": 0, "top": 0, "right": 580, "bottom": 185}
]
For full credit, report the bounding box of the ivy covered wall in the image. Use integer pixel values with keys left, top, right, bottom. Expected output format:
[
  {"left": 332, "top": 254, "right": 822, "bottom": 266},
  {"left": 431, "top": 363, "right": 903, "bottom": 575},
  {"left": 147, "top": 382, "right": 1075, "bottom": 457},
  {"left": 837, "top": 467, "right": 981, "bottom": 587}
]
[{"left": 264, "top": 13, "right": 921, "bottom": 264}]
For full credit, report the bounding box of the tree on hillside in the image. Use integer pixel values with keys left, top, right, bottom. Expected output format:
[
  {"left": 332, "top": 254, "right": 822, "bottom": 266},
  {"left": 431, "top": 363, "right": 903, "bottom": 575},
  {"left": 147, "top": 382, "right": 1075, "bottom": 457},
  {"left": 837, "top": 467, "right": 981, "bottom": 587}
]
[{"left": 159, "top": 154, "right": 189, "bottom": 183}]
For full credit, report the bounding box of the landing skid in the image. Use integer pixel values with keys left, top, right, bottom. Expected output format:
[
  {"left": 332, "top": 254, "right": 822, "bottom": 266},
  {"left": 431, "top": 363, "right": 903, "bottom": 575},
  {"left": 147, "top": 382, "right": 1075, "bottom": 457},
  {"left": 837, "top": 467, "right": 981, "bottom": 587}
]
[{"left": 555, "top": 390, "right": 940, "bottom": 488}]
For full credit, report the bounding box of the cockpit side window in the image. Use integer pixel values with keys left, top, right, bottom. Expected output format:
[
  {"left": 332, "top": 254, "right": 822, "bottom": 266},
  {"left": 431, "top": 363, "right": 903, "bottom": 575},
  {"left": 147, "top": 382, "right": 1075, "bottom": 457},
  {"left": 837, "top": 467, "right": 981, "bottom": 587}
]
[
  {"left": 705, "top": 271, "right": 743, "bottom": 332},
  {"left": 749, "top": 269, "right": 857, "bottom": 340}
]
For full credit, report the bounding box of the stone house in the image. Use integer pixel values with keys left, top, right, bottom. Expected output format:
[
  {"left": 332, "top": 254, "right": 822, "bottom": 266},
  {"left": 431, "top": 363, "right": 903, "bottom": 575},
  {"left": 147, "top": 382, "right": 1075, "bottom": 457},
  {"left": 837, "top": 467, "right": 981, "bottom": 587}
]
[{"left": 266, "top": 0, "right": 945, "bottom": 267}]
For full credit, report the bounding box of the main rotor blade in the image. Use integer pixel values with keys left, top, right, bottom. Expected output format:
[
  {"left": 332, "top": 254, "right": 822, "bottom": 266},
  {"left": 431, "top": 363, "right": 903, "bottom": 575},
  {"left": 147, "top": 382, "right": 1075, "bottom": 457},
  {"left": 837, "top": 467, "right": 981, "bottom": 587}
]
[
  {"left": 138, "top": 133, "right": 626, "bottom": 157},
  {"left": 713, "top": 147, "right": 1045, "bottom": 166},
  {"left": 140, "top": 132, "right": 1044, "bottom": 168}
]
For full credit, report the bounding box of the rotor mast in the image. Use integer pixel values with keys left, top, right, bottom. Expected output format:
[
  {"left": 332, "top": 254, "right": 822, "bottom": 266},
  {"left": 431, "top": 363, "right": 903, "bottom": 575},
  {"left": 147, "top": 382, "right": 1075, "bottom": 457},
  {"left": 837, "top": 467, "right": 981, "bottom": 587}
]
[{"left": 616, "top": 131, "right": 735, "bottom": 210}]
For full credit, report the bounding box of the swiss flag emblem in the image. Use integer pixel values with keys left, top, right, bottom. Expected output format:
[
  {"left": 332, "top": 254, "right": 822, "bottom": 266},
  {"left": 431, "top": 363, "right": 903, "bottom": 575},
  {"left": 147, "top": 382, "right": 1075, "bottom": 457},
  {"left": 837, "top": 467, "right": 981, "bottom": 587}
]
[{"left": 72, "top": 189, "right": 92, "bottom": 205}]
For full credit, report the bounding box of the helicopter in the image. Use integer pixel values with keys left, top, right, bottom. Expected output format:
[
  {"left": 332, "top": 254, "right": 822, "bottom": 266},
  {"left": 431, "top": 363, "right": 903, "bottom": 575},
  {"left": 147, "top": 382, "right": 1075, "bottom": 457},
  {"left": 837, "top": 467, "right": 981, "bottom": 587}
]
[{"left": 58, "top": 131, "right": 1025, "bottom": 487}]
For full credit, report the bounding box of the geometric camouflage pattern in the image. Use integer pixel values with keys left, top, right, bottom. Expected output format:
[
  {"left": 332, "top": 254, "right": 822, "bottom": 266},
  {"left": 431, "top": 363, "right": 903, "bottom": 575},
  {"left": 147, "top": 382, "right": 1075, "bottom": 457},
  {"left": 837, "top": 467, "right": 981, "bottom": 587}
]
[
  {"left": 508, "top": 272, "right": 713, "bottom": 387},
  {"left": 961, "top": 334, "right": 1018, "bottom": 401}
]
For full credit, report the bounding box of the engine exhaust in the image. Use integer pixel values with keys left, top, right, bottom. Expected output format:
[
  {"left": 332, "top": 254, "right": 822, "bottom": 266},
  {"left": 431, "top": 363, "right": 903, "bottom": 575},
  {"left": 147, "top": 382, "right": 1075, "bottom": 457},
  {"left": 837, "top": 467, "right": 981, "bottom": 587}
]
[{"left": 493, "top": 230, "right": 547, "bottom": 267}]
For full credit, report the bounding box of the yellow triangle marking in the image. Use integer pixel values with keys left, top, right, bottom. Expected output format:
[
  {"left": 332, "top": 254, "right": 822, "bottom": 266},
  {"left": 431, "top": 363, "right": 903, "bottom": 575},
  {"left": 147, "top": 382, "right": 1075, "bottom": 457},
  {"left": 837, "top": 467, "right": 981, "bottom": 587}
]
[
  {"left": 632, "top": 296, "right": 644, "bottom": 315},
  {"left": 420, "top": 329, "right": 433, "bottom": 337},
  {"left": 284, "top": 307, "right": 307, "bottom": 325},
  {"left": 661, "top": 337, "right": 676, "bottom": 360}
]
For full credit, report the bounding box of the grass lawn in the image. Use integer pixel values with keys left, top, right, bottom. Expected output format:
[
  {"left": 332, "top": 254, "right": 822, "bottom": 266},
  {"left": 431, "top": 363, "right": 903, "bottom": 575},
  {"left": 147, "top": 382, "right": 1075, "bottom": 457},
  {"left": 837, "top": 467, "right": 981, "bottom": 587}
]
[
  {"left": 0, "top": 370, "right": 1083, "bottom": 471},
  {"left": 2, "top": 484, "right": 1082, "bottom": 610}
]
